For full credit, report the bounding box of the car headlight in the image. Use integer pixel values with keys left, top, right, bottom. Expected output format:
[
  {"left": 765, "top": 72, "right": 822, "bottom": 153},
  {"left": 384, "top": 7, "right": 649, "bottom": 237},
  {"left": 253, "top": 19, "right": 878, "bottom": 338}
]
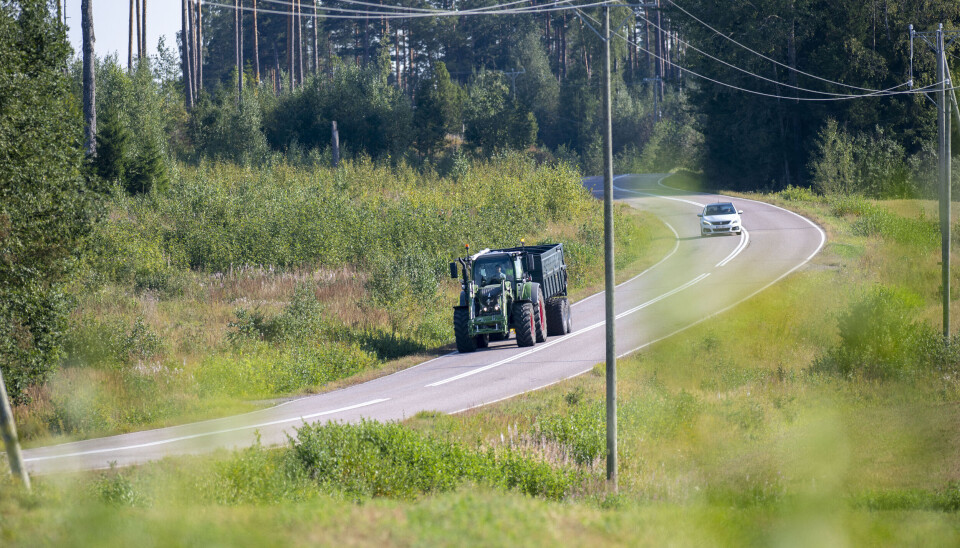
[{"left": 702, "top": 220, "right": 712, "bottom": 225}]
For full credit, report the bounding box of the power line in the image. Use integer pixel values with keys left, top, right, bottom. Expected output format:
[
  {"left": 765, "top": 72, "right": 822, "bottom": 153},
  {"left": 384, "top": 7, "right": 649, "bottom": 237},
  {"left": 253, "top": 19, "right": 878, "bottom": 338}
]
[
  {"left": 202, "top": 0, "right": 611, "bottom": 20},
  {"left": 632, "top": 10, "right": 894, "bottom": 97},
  {"left": 664, "top": 0, "right": 885, "bottom": 93},
  {"left": 261, "top": 0, "right": 540, "bottom": 15},
  {"left": 578, "top": 8, "right": 952, "bottom": 102}
]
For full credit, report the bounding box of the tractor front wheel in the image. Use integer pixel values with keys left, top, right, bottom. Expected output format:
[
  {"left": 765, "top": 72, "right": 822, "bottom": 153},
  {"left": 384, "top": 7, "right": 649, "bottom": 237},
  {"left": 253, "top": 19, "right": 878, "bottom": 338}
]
[
  {"left": 454, "top": 308, "right": 477, "bottom": 353},
  {"left": 534, "top": 288, "right": 548, "bottom": 343},
  {"left": 514, "top": 302, "right": 536, "bottom": 348}
]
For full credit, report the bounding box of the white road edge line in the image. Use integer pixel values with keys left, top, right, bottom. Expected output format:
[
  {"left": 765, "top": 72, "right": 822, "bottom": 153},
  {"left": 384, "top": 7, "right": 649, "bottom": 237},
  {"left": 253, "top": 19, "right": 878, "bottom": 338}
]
[
  {"left": 716, "top": 228, "right": 749, "bottom": 267},
  {"left": 24, "top": 398, "right": 390, "bottom": 462},
  {"left": 425, "top": 272, "right": 710, "bottom": 388}
]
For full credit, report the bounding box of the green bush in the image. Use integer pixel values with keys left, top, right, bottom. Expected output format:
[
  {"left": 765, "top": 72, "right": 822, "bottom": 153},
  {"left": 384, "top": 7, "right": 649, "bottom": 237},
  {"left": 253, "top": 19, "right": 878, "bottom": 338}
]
[
  {"left": 814, "top": 286, "right": 932, "bottom": 379},
  {"left": 292, "top": 420, "right": 576, "bottom": 501},
  {"left": 535, "top": 401, "right": 605, "bottom": 465}
]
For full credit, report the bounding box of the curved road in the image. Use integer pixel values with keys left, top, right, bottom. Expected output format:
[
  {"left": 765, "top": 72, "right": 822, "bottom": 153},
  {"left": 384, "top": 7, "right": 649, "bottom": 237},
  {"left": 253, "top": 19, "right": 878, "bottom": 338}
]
[{"left": 21, "top": 174, "right": 825, "bottom": 474}]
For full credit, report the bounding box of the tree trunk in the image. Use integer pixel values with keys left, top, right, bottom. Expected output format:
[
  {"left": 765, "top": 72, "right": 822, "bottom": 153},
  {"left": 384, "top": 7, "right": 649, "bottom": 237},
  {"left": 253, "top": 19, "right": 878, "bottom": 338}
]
[
  {"left": 288, "top": 3, "right": 294, "bottom": 90},
  {"left": 82, "top": 0, "right": 96, "bottom": 155},
  {"left": 313, "top": 0, "right": 319, "bottom": 74},
  {"left": 197, "top": 0, "right": 203, "bottom": 90},
  {"left": 141, "top": 0, "right": 147, "bottom": 58},
  {"left": 181, "top": 0, "right": 193, "bottom": 109},
  {"left": 235, "top": 0, "right": 242, "bottom": 101},
  {"left": 297, "top": 0, "right": 304, "bottom": 84},
  {"left": 128, "top": 0, "right": 134, "bottom": 71},
  {"left": 273, "top": 43, "right": 281, "bottom": 95},
  {"left": 135, "top": 0, "right": 141, "bottom": 61},
  {"left": 190, "top": 0, "right": 198, "bottom": 98},
  {"left": 253, "top": 0, "right": 260, "bottom": 83}
]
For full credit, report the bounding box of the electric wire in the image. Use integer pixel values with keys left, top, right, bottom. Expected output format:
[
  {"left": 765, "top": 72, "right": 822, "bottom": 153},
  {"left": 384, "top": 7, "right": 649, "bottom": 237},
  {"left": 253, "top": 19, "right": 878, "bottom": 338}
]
[
  {"left": 260, "top": 0, "right": 540, "bottom": 15},
  {"left": 664, "top": 0, "right": 887, "bottom": 93},
  {"left": 201, "top": 0, "right": 608, "bottom": 19},
  {"left": 631, "top": 9, "right": 901, "bottom": 97},
  {"left": 578, "top": 8, "right": 953, "bottom": 101}
]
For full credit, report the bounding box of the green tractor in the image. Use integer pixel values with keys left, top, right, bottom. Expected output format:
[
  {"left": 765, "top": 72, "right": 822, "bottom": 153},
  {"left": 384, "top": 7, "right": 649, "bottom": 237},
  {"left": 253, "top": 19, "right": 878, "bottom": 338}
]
[{"left": 449, "top": 242, "right": 572, "bottom": 353}]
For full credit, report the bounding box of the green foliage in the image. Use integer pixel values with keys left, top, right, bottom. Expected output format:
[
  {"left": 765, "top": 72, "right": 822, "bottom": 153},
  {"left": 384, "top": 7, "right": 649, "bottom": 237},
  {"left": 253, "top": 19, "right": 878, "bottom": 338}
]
[
  {"left": 414, "top": 61, "right": 465, "bottom": 156},
  {"left": 0, "top": 1, "right": 101, "bottom": 402},
  {"left": 264, "top": 63, "right": 413, "bottom": 159},
  {"left": 94, "top": 465, "right": 146, "bottom": 507},
  {"left": 464, "top": 71, "right": 537, "bottom": 154},
  {"left": 292, "top": 419, "right": 576, "bottom": 500},
  {"left": 93, "top": 105, "right": 131, "bottom": 183},
  {"left": 810, "top": 120, "right": 914, "bottom": 198},
  {"left": 189, "top": 82, "right": 268, "bottom": 164},
  {"left": 195, "top": 343, "right": 377, "bottom": 398},
  {"left": 535, "top": 400, "right": 605, "bottom": 465},
  {"left": 814, "top": 286, "right": 933, "bottom": 379},
  {"left": 87, "top": 57, "right": 170, "bottom": 195}
]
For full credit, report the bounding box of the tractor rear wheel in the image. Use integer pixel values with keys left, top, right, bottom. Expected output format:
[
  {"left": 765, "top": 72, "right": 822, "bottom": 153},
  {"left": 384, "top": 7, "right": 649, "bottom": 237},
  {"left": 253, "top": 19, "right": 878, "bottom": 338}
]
[
  {"left": 546, "top": 297, "right": 569, "bottom": 336},
  {"left": 534, "top": 288, "right": 548, "bottom": 343},
  {"left": 454, "top": 308, "right": 477, "bottom": 353},
  {"left": 489, "top": 332, "right": 509, "bottom": 342},
  {"left": 514, "top": 302, "right": 536, "bottom": 347},
  {"left": 476, "top": 334, "right": 489, "bottom": 348}
]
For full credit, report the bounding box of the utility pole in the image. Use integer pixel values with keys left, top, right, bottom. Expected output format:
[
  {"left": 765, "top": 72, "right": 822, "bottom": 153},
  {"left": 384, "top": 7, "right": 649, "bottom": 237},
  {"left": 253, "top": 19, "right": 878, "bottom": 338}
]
[
  {"left": 0, "top": 371, "right": 29, "bottom": 490},
  {"left": 602, "top": 4, "right": 617, "bottom": 494},
  {"left": 914, "top": 24, "right": 960, "bottom": 341},
  {"left": 938, "top": 26, "right": 951, "bottom": 341}
]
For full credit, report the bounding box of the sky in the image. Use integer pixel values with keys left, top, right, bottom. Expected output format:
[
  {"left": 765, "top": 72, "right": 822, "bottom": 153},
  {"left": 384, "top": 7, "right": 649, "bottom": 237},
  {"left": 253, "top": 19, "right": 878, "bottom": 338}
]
[{"left": 65, "top": 0, "right": 182, "bottom": 60}]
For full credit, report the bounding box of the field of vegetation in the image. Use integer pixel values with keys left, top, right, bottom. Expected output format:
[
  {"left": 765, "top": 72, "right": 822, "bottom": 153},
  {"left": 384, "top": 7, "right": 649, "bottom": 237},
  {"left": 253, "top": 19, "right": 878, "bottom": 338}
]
[
  {"left": 2, "top": 173, "right": 959, "bottom": 546},
  {"left": 11, "top": 155, "right": 671, "bottom": 446}
]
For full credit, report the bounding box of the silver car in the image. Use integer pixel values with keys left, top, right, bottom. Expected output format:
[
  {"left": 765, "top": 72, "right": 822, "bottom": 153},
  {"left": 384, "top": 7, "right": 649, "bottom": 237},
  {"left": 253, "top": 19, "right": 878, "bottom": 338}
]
[{"left": 699, "top": 202, "right": 743, "bottom": 237}]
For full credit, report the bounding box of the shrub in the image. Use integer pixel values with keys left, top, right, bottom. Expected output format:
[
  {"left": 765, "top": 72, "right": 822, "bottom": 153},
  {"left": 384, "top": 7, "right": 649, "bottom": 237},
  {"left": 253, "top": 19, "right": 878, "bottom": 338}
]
[
  {"left": 814, "top": 286, "right": 931, "bottom": 379},
  {"left": 535, "top": 401, "right": 605, "bottom": 465},
  {"left": 292, "top": 420, "right": 576, "bottom": 500}
]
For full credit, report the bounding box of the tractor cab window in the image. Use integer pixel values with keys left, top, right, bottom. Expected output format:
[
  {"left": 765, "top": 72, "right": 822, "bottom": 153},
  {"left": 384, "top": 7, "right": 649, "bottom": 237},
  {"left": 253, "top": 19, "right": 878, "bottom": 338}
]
[{"left": 474, "top": 257, "right": 514, "bottom": 285}]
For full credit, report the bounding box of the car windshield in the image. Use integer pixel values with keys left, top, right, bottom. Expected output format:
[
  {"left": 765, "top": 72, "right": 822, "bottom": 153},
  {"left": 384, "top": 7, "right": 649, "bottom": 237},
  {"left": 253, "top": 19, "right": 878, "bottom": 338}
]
[
  {"left": 473, "top": 257, "right": 514, "bottom": 284},
  {"left": 704, "top": 204, "right": 736, "bottom": 216}
]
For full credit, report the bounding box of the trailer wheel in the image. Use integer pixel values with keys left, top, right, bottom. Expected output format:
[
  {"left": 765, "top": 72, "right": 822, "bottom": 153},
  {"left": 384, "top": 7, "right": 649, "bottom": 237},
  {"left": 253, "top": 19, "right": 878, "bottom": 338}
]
[
  {"left": 454, "top": 308, "right": 477, "bottom": 353},
  {"left": 546, "top": 297, "right": 566, "bottom": 336},
  {"left": 534, "top": 288, "right": 548, "bottom": 343},
  {"left": 514, "top": 303, "right": 536, "bottom": 347}
]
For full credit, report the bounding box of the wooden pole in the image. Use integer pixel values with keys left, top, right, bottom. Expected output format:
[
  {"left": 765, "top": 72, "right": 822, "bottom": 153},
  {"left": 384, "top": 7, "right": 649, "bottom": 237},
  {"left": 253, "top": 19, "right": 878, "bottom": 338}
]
[
  {"left": 331, "top": 121, "right": 340, "bottom": 167},
  {"left": 0, "top": 371, "right": 30, "bottom": 490}
]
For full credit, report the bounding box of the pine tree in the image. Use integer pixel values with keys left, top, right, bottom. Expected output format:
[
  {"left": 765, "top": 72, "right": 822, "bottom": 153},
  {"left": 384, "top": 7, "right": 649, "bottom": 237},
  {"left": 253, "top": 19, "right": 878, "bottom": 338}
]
[
  {"left": 93, "top": 107, "right": 130, "bottom": 183},
  {"left": 126, "top": 137, "right": 167, "bottom": 195}
]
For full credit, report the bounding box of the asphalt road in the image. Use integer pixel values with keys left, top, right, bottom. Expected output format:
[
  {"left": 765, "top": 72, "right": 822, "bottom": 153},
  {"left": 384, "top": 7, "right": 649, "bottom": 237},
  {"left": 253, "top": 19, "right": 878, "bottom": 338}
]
[{"left": 20, "top": 174, "right": 825, "bottom": 474}]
